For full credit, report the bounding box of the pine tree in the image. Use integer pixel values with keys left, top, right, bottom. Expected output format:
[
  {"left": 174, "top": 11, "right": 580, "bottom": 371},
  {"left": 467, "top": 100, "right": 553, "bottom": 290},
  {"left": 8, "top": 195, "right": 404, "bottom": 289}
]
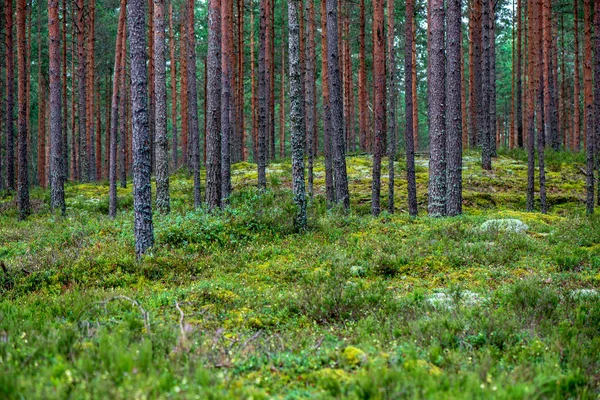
[
  {"left": 481, "top": 0, "right": 492, "bottom": 170},
  {"left": 257, "top": 0, "right": 268, "bottom": 188},
  {"left": 304, "top": 0, "right": 316, "bottom": 196},
  {"left": 287, "top": 0, "right": 307, "bottom": 229},
  {"left": 221, "top": 0, "right": 233, "bottom": 205},
  {"left": 327, "top": 0, "right": 349, "bottom": 209},
  {"left": 446, "top": 0, "right": 462, "bottom": 216},
  {"left": 404, "top": 0, "right": 418, "bottom": 216},
  {"left": 127, "top": 0, "right": 154, "bottom": 256},
  {"left": 206, "top": 0, "right": 222, "bottom": 208},
  {"left": 49, "top": 0, "right": 65, "bottom": 214},
  {"left": 168, "top": 2, "right": 178, "bottom": 169},
  {"left": 154, "top": 0, "right": 170, "bottom": 213},
  {"left": 428, "top": 0, "right": 446, "bottom": 216},
  {"left": 321, "top": 0, "right": 334, "bottom": 204},
  {"left": 187, "top": 0, "right": 201, "bottom": 207},
  {"left": 583, "top": 0, "right": 593, "bottom": 212},
  {"left": 109, "top": 0, "right": 126, "bottom": 218},
  {"left": 76, "top": 0, "right": 88, "bottom": 181},
  {"left": 371, "top": 0, "right": 384, "bottom": 216},
  {"left": 17, "top": 0, "right": 30, "bottom": 219},
  {"left": 5, "top": 0, "right": 15, "bottom": 190},
  {"left": 386, "top": 0, "right": 396, "bottom": 213}
]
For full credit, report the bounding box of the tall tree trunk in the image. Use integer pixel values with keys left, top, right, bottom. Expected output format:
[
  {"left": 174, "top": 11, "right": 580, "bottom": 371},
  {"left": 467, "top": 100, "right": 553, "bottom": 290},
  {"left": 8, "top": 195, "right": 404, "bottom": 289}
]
[
  {"left": 109, "top": 0, "right": 126, "bottom": 218},
  {"left": 516, "top": 0, "right": 523, "bottom": 147},
  {"left": 61, "top": 0, "right": 68, "bottom": 180},
  {"left": 180, "top": 22, "right": 188, "bottom": 166},
  {"left": 358, "top": 0, "right": 366, "bottom": 151},
  {"left": 187, "top": 0, "right": 201, "bottom": 207},
  {"left": 446, "top": 0, "right": 462, "bottom": 216},
  {"left": 251, "top": 5, "right": 257, "bottom": 162},
  {"left": 510, "top": 0, "right": 515, "bottom": 149},
  {"left": 543, "top": 0, "right": 559, "bottom": 150},
  {"left": 386, "top": 0, "right": 396, "bottom": 213},
  {"left": 237, "top": 0, "right": 245, "bottom": 162},
  {"left": 87, "top": 0, "right": 96, "bottom": 181},
  {"left": 594, "top": 0, "right": 600, "bottom": 203},
  {"left": 489, "top": 0, "right": 497, "bottom": 156},
  {"left": 221, "top": 0, "right": 233, "bottom": 206},
  {"left": 288, "top": 0, "right": 307, "bottom": 229},
  {"left": 305, "top": 0, "right": 315, "bottom": 196},
  {"left": 119, "top": 25, "right": 128, "bottom": 188},
  {"left": 76, "top": 0, "right": 88, "bottom": 181},
  {"left": 412, "top": 10, "right": 419, "bottom": 151},
  {"left": 206, "top": 0, "right": 222, "bottom": 208},
  {"left": 49, "top": 0, "right": 65, "bottom": 213},
  {"left": 148, "top": 0, "right": 155, "bottom": 173},
  {"left": 169, "top": 2, "right": 178, "bottom": 169},
  {"left": 371, "top": 0, "right": 384, "bottom": 216},
  {"left": 469, "top": 0, "right": 482, "bottom": 148},
  {"left": 481, "top": 0, "right": 491, "bottom": 170},
  {"left": 404, "top": 0, "right": 418, "bottom": 216},
  {"left": 327, "top": 0, "right": 349, "bottom": 208},
  {"left": 526, "top": 0, "right": 536, "bottom": 211},
  {"left": 279, "top": 25, "right": 286, "bottom": 159},
  {"left": 127, "top": 0, "right": 154, "bottom": 256},
  {"left": 17, "top": 0, "right": 30, "bottom": 218},
  {"left": 71, "top": 38, "right": 78, "bottom": 181},
  {"left": 257, "top": 0, "right": 268, "bottom": 188},
  {"left": 461, "top": 23, "right": 468, "bottom": 149},
  {"left": 5, "top": 0, "right": 15, "bottom": 190},
  {"left": 154, "top": 0, "right": 170, "bottom": 213},
  {"left": 584, "top": 0, "right": 594, "bottom": 212},
  {"left": 428, "top": 0, "right": 446, "bottom": 216},
  {"left": 573, "top": 0, "right": 580, "bottom": 151},
  {"left": 321, "top": 0, "right": 334, "bottom": 204},
  {"left": 536, "top": 0, "right": 547, "bottom": 213},
  {"left": 37, "top": 37, "right": 46, "bottom": 189}
]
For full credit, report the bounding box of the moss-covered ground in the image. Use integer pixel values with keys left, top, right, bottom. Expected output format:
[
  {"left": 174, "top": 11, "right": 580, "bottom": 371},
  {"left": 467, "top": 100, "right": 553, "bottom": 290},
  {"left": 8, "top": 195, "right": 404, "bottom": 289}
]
[{"left": 1, "top": 150, "right": 599, "bottom": 399}]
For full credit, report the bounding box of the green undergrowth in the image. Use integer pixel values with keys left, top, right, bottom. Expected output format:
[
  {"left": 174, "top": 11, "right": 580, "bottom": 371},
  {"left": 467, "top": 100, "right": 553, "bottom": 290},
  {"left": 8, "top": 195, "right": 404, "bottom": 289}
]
[{"left": 1, "top": 151, "right": 599, "bottom": 398}]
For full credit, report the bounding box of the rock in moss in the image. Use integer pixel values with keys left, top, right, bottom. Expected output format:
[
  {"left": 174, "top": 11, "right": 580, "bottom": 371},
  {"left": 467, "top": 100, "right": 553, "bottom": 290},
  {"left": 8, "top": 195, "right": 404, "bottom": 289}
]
[
  {"left": 342, "top": 346, "right": 367, "bottom": 367},
  {"left": 480, "top": 219, "right": 529, "bottom": 234}
]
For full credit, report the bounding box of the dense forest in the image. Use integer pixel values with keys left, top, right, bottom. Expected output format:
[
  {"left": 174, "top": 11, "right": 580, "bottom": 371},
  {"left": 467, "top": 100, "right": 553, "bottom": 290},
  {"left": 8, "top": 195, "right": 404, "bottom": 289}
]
[{"left": 1, "top": 0, "right": 600, "bottom": 397}]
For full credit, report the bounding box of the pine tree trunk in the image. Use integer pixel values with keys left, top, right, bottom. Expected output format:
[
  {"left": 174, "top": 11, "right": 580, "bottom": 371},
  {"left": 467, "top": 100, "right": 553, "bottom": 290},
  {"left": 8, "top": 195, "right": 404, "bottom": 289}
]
[
  {"left": 62, "top": 0, "right": 68, "bottom": 180},
  {"left": 148, "top": 0, "right": 155, "bottom": 173},
  {"left": 510, "top": 0, "right": 515, "bottom": 149},
  {"left": 221, "top": 0, "right": 233, "bottom": 206},
  {"left": 573, "top": 0, "right": 580, "bottom": 151},
  {"left": 187, "top": 0, "right": 201, "bottom": 207},
  {"left": 446, "top": 0, "right": 462, "bottom": 216},
  {"left": 109, "top": 0, "right": 126, "bottom": 218},
  {"left": 206, "top": 0, "right": 222, "bottom": 208},
  {"left": 127, "top": 0, "right": 154, "bottom": 256},
  {"left": 536, "top": 0, "right": 547, "bottom": 213},
  {"left": 257, "top": 0, "right": 268, "bottom": 188},
  {"left": 412, "top": 11, "right": 419, "bottom": 151},
  {"left": 279, "top": 27, "right": 286, "bottom": 159},
  {"left": 386, "top": 0, "right": 396, "bottom": 213},
  {"left": 515, "top": 0, "right": 524, "bottom": 148},
  {"left": 327, "top": 0, "right": 349, "bottom": 209},
  {"left": 49, "top": 0, "right": 65, "bottom": 213},
  {"left": 584, "top": 0, "right": 594, "bottom": 212},
  {"left": 287, "top": 0, "right": 307, "bottom": 229},
  {"left": 76, "top": 0, "right": 88, "bottom": 181},
  {"left": 37, "top": 78, "right": 46, "bottom": 188},
  {"left": 404, "top": 0, "right": 418, "bottom": 216},
  {"left": 154, "top": 0, "right": 170, "bottom": 213},
  {"left": 489, "top": 0, "right": 497, "bottom": 156},
  {"left": 469, "top": 0, "right": 482, "bottom": 149},
  {"left": 358, "top": 0, "right": 366, "bottom": 151},
  {"left": 481, "top": 0, "right": 492, "bottom": 170},
  {"left": 251, "top": 5, "right": 257, "bottom": 162},
  {"left": 594, "top": 0, "right": 600, "bottom": 202},
  {"left": 371, "top": 0, "right": 384, "bottom": 216},
  {"left": 17, "top": 0, "right": 30, "bottom": 219},
  {"left": 87, "top": 0, "right": 96, "bottom": 181},
  {"left": 180, "top": 23, "right": 188, "bottom": 166},
  {"left": 169, "top": 2, "right": 178, "bottom": 169},
  {"left": 71, "top": 39, "right": 78, "bottom": 181},
  {"left": 305, "top": 0, "right": 316, "bottom": 196},
  {"left": 5, "top": 0, "right": 15, "bottom": 190},
  {"left": 321, "top": 0, "right": 334, "bottom": 204},
  {"left": 428, "top": 0, "right": 446, "bottom": 216},
  {"left": 119, "top": 26, "right": 128, "bottom": 188},
  {"left": 525, "top": 0, "right": 536, "bottom": 211}
]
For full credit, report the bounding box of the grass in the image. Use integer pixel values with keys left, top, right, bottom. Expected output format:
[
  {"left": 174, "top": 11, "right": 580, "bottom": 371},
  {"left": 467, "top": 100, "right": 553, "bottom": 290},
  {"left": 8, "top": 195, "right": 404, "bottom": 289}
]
[{"left": 1, "top": 150, "right": 599, "bottom": 399}]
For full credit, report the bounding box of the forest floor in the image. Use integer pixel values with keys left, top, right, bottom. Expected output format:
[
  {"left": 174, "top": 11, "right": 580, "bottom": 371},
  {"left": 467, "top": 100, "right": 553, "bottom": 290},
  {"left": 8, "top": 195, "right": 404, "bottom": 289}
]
[{"left": 1, "top": 150, "right": 599, "bottom": 399}]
